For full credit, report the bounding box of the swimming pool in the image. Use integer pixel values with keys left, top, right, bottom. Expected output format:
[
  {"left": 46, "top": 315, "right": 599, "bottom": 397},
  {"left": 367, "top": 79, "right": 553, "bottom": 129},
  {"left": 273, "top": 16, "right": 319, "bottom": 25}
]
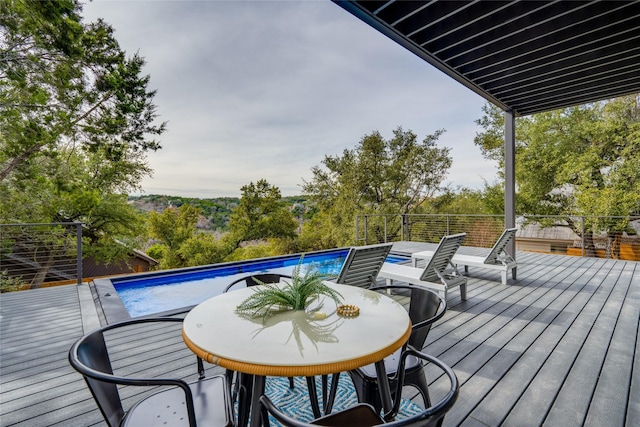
[{"left": 92, "top": 248, "right": 408, "bottom": 322}]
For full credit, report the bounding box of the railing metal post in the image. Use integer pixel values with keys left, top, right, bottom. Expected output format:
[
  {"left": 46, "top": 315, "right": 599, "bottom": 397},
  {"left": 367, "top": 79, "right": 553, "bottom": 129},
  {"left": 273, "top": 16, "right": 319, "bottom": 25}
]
[
  {"left": 355, "top": 216, "right": 359, "bottom": 244},
  {"left": 504, "top": 109, "right": 517, "bottom": 259},
  {"left": 364, "top": 215, "right": 368, "bottom": 245},
  {"left": 404, "top": 215, "right": 410, "bottom": 241},
  {"left": 581, "top": 217, "right": 585, "bottom": 257},
  {"left": 76, "top": 223, "right": 82, "bottom": 285},
  {"left": 384, "top": 216, "right": 388, "bottom": 243},
  {"left": 446, "top": 215, "right": 450, "bottom": 235}
]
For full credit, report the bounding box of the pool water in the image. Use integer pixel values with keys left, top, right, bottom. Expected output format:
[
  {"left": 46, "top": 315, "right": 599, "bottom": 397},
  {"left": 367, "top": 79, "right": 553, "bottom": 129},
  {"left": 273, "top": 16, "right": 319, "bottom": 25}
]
[{"left": 111, "top": 249, "right": 407, "bottom": 318}]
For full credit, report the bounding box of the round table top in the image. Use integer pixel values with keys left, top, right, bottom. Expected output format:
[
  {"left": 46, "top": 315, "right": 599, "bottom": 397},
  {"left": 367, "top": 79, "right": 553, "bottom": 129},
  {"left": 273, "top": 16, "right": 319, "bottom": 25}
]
[{"left": 182, "top": 283, "right": 412, "bottom": 377}]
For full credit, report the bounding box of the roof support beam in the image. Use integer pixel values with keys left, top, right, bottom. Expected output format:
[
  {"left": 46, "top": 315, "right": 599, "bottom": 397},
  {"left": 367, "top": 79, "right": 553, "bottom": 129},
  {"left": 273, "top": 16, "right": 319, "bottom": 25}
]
[{"left": 504, "top": 110, "right": 516, "bottom": 259}]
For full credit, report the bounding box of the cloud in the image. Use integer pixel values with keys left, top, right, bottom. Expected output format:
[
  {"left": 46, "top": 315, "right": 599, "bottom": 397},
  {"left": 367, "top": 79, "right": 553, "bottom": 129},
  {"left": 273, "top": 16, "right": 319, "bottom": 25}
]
[{"left": 82, "top": 0, "right": 497, "bottom": 198}]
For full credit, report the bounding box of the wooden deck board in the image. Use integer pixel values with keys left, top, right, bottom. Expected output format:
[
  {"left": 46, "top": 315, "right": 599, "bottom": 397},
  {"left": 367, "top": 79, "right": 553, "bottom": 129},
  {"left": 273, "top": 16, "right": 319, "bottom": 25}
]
[
  {"left": 585, "top": 262, "right": 639, "bottom": 426},
  {"left": 435, "top": 260, "right": 591, "bottom": 426},
  {"left": 463, "top": 259, "right": 609, "bottom": 426},
  {"left": 502, "top": 260, "right": 631, "bottom": 426},
  {"left": 627, "top": 306, "right": 640, "bottom": 426},
  {"left": 1, "top": 249, "right": 638, "bottom": 426}
]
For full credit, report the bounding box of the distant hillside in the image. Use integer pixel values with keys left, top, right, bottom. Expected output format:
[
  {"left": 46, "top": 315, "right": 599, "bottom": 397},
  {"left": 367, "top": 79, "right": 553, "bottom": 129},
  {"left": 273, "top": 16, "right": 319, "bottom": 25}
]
[{"left": 128, "top": 194, "right": 313, "bottom": 231}]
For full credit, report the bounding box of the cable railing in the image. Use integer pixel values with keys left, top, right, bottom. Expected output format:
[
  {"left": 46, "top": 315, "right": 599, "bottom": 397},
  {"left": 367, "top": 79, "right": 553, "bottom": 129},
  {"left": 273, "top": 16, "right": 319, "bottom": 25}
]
[
  {"left": 2, "top": 214, "right": 638, "bottom": 292},
  {"left": 0, "top": 223, "right": 83, "bottom": 291},
  {"left": 355, "top": 214, "right": 640, "bottom": 261}
]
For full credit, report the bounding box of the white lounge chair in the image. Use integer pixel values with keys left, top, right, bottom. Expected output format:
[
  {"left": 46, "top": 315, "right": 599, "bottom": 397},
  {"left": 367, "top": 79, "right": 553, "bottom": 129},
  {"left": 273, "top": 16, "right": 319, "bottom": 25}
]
[
  {"left": 378, "top": 233, "right": 468, "bottom": 300},
  {"left": 411, "top": 228, "right": 518, "bottom": 285},
  {"left": 334, "top": 242, "right": 393, "bottom": 288}
]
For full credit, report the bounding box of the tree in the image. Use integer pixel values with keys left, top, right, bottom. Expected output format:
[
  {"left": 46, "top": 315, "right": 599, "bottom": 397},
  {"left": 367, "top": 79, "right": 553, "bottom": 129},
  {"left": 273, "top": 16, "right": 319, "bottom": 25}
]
[
  {"left": 147, "top": 205, "right": 226, "bottom": 269},
  {"left": 1, "top": 0, "right": 164, "bottom": 182},
  {"left": 301, "top": 127, "right": 452, "bottom": 247},
  {"left": 228, "top": 179, "right": 298, "bottom": 246},
  {"left": 1, "top": 0, "right": 166, "bottom": 265},
  {"left": 474, "top": 96, "right": 640, "bottom": 258}
]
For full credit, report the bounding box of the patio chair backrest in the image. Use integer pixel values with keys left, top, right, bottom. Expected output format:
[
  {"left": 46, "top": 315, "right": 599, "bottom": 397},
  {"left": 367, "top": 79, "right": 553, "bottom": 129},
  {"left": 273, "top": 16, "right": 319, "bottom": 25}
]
[
  {"left": 386, "top": 348, "right": 459, "bottom": 426},
  {"left": 73, "top": 329, "right": 125, "bottom": 426},
  {"left": 259, "top": 348, "right": 458, "bottom": 427},
  {"left": 224, "top": 273, "right": 292, "bottom": 292},
  {"left": 370, "top": 284, "right": 446, "bottom": 351},
  {"left": 419, "top": 233, "right": 466, "bottom": 283},
  {"left": 69, "top": 317, "right": 208, "bottom": 427},
  {"left": 407, "top": 286, "right": 446, "bottom": 349},
  {"left": 335, "top": 243, "right": 393, "bottom": 288},
  {"left": 483, "top": 228, "right": 517, "bottom": 265}
]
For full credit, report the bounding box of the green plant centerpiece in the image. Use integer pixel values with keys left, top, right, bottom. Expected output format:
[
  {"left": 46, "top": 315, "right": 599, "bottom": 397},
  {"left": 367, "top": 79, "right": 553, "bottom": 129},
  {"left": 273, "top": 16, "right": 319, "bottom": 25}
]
[{"left": 235, "top": 258, "right": 343, "bottom": 320}]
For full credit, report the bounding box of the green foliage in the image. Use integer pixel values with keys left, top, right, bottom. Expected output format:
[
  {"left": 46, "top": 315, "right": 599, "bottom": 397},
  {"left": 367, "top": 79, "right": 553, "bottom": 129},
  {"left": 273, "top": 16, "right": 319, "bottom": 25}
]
[
  {"left": 428, "top": 187, "right": 486, "bottom": 214},
  {"left": 234, "top": 259, "right": 343, "bottom": 319},
  {"left": 224, "top": 238, "right": 298, "bottom": 262},
  {"left": 1, "top": 0, "right": 165, "bottom": 182},
  {"left": 145, "top": 243, "right": 166, "bottom": 261},
  {"left": 1, "top": 270, "right": 24, "bottom": 292},
  {"left": 479, "top": 181, "right": 506, "bottom": 215},
  {"left": 297, "top": 213, "right": 346, "bottom": 251},
  {"left": 128, "top": 194, "right": 310, "bottom": 233},
  {"left": 228, "top": 179, "right": 298, "bottom": 246},
  {"left": 473, "top": 102, "right": 506, "bottom": 168},
  {"left": 129, "top": 195, "right": 239, "bottom": 231},
  {"left": 224, "top": 244, "right": 274, "bottom": 262},
  {"left": 147, "top": 205, "right": 223, "bottom": 268},
  {"left": 301, "top": 127, "right": 452, "bottom": 247},
  {"left": 475, "top": 96, "right": 640, "bottom": 218},
  {"left": 428, "top": 181, "right": 505, "bottom": 216},
  {"left": 1, "top": 0, "right": 164, "bottom": 264},
  {"left": 474, "top": 96, "right": 640, "bottom": 257},
  {"left": 148, "top": 205, "right": 200, "bottom": 248},
  {"left": 177, "top": 233, "right": 224, "bottom": 267}
]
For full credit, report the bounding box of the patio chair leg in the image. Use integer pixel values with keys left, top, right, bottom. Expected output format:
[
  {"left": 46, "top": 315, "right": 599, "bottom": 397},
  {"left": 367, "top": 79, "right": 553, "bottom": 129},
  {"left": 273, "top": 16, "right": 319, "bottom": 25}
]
[
  {"left": 324, "top": 373, "right": 340, "bottom": 414},
  {"left": 306, "top": 376, "right": 322, "bottom": 418}
]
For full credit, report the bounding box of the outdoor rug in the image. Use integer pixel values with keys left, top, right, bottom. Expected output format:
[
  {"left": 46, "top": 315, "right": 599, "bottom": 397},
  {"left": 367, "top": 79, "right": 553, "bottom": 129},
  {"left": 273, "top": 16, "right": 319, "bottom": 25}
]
[{"left": 259, "top": 373, "right": 423, "bottom": 425}]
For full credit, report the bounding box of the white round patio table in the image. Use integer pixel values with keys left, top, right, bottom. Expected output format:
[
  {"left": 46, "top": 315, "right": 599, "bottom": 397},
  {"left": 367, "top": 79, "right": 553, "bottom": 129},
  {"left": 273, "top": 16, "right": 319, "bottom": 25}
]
[{"left": 182, "top": 282, "right": 412, "bottom": 427}]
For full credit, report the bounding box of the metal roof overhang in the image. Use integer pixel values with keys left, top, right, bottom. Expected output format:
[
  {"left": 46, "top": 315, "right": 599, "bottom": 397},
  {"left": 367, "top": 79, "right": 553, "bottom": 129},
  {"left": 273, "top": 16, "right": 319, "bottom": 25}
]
[{"left": 333, "top": 0, "right": 640, "bottom": 116}]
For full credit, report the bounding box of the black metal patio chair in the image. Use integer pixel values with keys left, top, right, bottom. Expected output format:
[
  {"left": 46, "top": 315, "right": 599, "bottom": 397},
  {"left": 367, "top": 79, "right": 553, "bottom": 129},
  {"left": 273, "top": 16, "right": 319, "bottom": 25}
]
[
  {"left": 224, "top": 273, "right": 293, "bottom": 293},
  {"left": 260, "top": 347, "right": 458, "bottom": 427},
  {"left": 68, "top": 317, "right": 233, "bottom": 427},
  {"left": 346, "top": 284, "right": 446, "bottom": 413}
]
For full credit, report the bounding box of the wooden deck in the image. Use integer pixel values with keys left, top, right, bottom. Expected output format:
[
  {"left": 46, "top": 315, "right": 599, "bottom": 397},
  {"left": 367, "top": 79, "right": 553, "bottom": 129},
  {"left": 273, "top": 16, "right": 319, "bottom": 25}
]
[{"left": 1, "top": 247, "right": 638, "bottom": 426}]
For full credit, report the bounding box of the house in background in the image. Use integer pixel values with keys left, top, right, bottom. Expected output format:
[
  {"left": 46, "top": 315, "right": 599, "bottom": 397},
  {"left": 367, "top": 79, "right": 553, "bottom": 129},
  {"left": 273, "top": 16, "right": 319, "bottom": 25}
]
[
  {"left": 81, "top": 249, "right": 158, "bottom": 279},
  {"left": 516, "top": 221, "right": 640, "bottom": 261}
]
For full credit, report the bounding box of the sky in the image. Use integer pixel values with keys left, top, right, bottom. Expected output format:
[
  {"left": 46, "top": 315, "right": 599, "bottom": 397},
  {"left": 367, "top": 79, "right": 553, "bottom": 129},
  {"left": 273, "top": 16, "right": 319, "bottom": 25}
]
[{"left": 81, "top": 0, "right": 498, "bottom": 198}]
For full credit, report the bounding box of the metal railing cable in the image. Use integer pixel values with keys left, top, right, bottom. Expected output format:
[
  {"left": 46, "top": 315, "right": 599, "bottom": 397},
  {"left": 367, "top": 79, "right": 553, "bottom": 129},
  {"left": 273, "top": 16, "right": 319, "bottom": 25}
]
[
  {"left": 0, "top": 222, "right": 83, "bottom": 290},
  {"left": 355, "top": 214, "right": 640, "bottom": 260}
]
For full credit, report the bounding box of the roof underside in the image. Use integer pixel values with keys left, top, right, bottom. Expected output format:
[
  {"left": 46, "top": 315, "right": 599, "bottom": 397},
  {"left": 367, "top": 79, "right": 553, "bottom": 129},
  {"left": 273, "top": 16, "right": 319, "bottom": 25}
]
[{"left": 334, "top": 0, "right": 640, "bottom": 116}]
